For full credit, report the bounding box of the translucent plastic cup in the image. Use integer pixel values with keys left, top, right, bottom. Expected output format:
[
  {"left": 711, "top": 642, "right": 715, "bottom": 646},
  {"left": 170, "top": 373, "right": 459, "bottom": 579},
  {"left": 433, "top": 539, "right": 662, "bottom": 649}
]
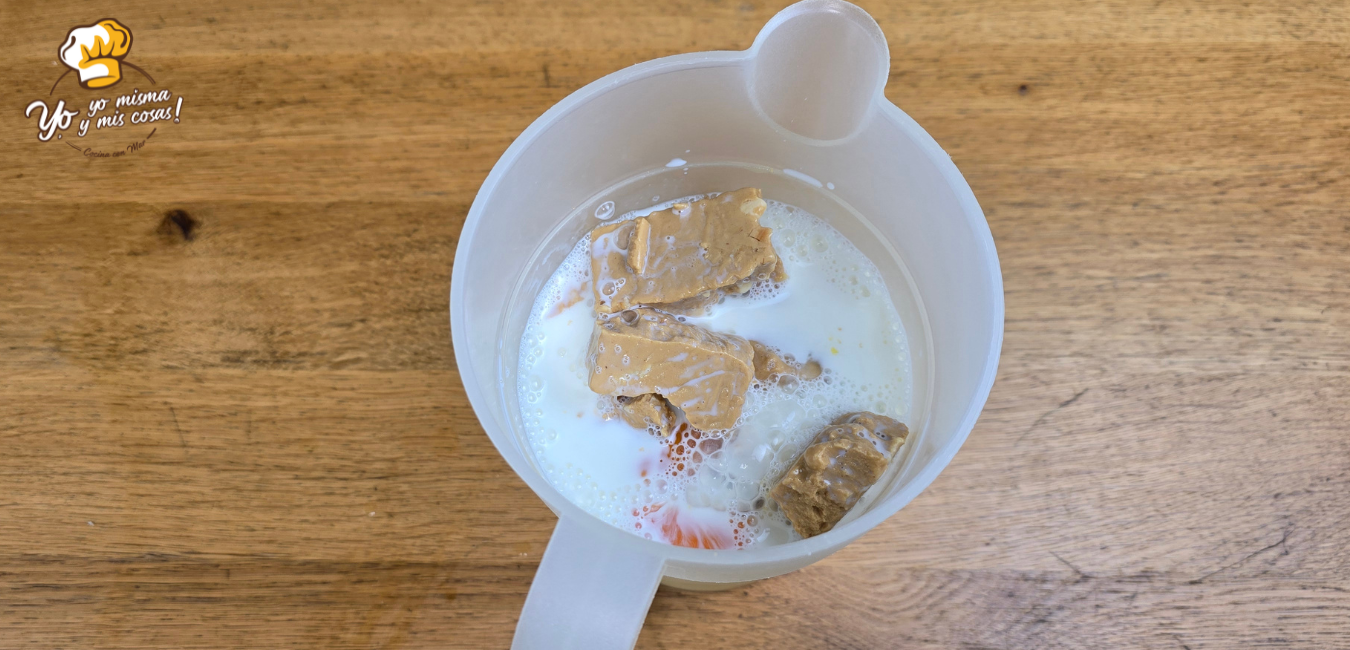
[{"left": 449, "top": 1, "right": 1003, "bottom": 647}]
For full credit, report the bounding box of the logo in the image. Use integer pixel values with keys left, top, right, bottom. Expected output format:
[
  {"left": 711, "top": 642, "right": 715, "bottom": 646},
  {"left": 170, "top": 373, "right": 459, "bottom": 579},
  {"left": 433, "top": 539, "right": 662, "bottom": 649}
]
[
  {"left": 24, "top": 18, "right": 184, "bottom": 157},
  {"left": 58, "top": 19, "right": 142, "bottom": 89}
]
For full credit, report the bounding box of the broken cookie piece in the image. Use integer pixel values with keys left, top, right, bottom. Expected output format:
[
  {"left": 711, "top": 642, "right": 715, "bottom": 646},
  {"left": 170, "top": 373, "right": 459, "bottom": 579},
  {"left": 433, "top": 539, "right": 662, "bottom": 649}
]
[
  {"left": 615, "top": 394, "right": 678, "bottom": 437},
  {"left": 750, "top": 341, "right": 823, "bottom": 382},
  {"left": 769, "top": 411, "right": 910, "bottom": 538},
  {"left": 589, "top": 188, "right": 787, "bottom": 314},
  {"left": 587, "top": 307, "right": 754, "bottom": 431}
]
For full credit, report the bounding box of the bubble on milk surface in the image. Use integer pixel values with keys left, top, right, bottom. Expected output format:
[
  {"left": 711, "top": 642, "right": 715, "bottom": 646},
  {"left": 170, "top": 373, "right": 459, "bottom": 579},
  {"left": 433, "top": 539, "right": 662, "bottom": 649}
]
[{"left": 517, "top": 197, "right": 912, "bottom": 549}]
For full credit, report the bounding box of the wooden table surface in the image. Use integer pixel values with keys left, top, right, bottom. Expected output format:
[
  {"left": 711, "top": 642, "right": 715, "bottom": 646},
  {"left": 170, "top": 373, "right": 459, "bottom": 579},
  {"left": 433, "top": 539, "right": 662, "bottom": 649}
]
[{"left": 3, "top": 1, "right": 1348, "bottom": 648}]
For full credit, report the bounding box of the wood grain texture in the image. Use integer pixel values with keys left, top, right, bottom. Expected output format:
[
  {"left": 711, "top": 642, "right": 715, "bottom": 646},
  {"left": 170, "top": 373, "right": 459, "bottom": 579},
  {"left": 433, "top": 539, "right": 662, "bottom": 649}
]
[{"left": 2, "top": 1, "right": 1348, "bottom": 648}]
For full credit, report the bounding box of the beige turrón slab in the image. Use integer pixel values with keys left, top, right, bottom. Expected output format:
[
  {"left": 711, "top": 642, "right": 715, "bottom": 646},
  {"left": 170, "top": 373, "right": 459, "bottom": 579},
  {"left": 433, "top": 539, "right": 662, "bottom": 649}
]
[
  {"left": 586, "top": 307, "right": 754, "bottom": 430},
  {"left": 589, "top": 188, "right": 786, "bottom": 314}
]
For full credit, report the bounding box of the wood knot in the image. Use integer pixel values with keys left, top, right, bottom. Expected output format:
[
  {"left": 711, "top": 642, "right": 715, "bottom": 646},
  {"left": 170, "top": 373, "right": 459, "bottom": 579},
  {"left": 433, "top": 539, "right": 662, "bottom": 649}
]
[
  {"left": 159, "top": 209, "right": 198, "bottom": 241},
  {"left": 1018, "top": 84, "right": 1030, "bottom": 96}
]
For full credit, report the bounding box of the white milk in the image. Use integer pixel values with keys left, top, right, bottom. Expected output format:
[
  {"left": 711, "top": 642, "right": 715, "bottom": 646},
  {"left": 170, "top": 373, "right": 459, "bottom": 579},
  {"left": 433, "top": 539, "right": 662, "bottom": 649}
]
[{"left": 517, "top": 199, "right": 912, "bottom": 549}]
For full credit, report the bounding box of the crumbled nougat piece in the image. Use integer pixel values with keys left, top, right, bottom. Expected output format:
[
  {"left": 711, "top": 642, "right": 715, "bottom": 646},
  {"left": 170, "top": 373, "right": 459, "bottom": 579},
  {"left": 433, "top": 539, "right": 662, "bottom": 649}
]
[
  {"left": 769, "top": 412, "right": 910, "bottom": 538},
  {"left": 615, "top": 393, "right": 678, "bottom": 437},
  {"left": 750, "top": 341, "right": 823, "bottom": 382}
]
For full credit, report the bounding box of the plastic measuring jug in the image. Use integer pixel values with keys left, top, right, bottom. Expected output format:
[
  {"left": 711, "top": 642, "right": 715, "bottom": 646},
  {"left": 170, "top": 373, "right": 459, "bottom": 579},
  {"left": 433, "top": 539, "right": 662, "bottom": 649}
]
[{"left": 449, "top": 1, "right": 1004, "bottom": 647}]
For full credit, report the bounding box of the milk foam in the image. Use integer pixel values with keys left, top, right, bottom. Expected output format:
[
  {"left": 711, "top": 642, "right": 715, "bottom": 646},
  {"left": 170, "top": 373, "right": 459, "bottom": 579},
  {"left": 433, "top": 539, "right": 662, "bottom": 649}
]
[{"left": 517, "top": 198, "right": 912, "bottom": 549}]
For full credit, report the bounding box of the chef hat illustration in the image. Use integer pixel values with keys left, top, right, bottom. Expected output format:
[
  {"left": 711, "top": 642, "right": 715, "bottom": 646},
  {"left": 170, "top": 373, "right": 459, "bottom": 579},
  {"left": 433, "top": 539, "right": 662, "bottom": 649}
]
[{"left": 59, "top": 19, "right": 133, "bottom": 89}]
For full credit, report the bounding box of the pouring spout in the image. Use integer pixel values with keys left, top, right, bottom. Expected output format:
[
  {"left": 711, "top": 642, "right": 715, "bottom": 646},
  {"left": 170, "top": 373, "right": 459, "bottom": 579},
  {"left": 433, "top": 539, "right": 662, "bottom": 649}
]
[{"left": 747, "top": 0, "right": 890, "bottom": 143}]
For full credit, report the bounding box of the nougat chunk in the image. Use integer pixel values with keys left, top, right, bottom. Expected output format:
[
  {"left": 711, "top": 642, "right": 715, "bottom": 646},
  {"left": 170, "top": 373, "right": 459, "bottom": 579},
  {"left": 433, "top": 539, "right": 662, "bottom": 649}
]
[
  {"left": 589, "top": 188, "right": 786, "bottom": 314},
  {"left": 654, "top": 258, "right": 789, "bottom": 317},
  {"left": 769, "top": 412, "right": 910, "bottom": 538},
  {"left": 587, "top": 308, "right": 754, "bottom": 431},
  {"left": 750, "top": 341, "right": 823, "bottom": 382},
  {"left": 616, "top": 394, "right": 677, "bottom": 437},
  {"left": 832, "top": 411, "right": 908, "bottom": 456}
]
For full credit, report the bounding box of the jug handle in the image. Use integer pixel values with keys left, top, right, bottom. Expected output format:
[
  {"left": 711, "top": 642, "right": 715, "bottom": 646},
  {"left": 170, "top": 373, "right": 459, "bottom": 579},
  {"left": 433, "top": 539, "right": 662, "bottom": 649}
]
[{"left": 512, "top": 516, "right": 665, "bottom": 650}]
